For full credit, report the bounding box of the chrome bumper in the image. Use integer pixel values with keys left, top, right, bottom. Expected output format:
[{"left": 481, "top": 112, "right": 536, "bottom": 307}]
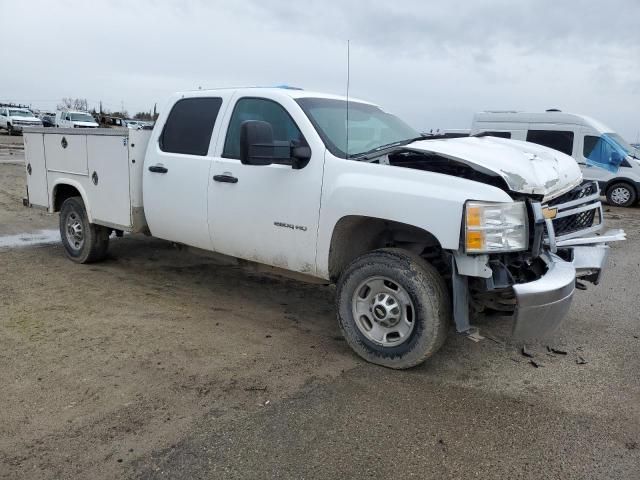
[{"left": 512, "top": 242, "right": 612, "bottom": 340}]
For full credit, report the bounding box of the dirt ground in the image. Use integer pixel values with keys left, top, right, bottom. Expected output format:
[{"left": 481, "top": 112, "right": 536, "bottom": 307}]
[{"left": 1, "top": 137, "right": 639, "bottom": 479}]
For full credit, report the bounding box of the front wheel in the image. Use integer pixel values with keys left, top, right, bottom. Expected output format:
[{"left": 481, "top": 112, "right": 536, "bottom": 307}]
[
  {"left": 59, "top": 196, "right": 110, "bottom": 263},
  {"left": 606, "top": 182, "right": 636, "bottom": 207},
  {"left": 7, "top": 123, "right": 14, "bottom": 135},
  {"left": 336, "top": 248, "right": 450, "bottom": 369}
]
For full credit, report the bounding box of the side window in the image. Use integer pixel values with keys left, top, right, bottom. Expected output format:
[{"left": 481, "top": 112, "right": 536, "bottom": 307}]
[
  {"left": 160, "top": 97, "right": 222, "bottom": 156},
  {"left": 526, "top": 130, "right": 574, "bottom": 156},
  {"left": 479, "top": 131, "right": 511, "bottom": 138},
  {"left": 223, "top": 97, "right": 305, "bottom": 159}
]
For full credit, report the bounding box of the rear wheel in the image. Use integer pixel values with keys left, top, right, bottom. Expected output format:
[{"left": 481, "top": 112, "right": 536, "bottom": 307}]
[
  {"left": 59, "top": 196, "right": 110, "bottom": 263},
  {"left": 336, "top": 248, "right": 450, "bottom": 369},
  {"left": 606, "top": 182, "right": 636, "bottom": 207}
]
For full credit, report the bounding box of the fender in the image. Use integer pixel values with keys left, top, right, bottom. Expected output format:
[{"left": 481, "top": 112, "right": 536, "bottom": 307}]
[
  {"left": 50, "top": 178, "right": 94, "bottom": 223},
  {"left": 315, "top": 156, "right": 512, "bottom": 278}
]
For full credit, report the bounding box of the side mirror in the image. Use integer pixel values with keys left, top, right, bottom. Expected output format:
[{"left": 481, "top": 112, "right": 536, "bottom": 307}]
[{"left": 240, "top": 120, "right": 286, "bottom": 166}]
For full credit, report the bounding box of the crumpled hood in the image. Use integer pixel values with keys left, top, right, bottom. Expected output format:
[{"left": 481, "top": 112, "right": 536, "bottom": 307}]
[{"left": 407, "top": 136, "right": 582, "bottom": 200}]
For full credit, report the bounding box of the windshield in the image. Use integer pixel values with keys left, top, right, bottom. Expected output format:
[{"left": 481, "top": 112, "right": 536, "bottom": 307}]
[
  {"left": 9, "top": 109, "right": 32, "bottom": 117},
  {"left": 69, "top": 113, "right": 95, "bottom": 122},
  {"left": 296, "top": 98, "right": 419, "bottom": 158},
  {"left": 583, "top": 132, "right": 635, "bottom": 172},
  {"left": 606, "top": 132, "right": 636, "bottom": 157}
]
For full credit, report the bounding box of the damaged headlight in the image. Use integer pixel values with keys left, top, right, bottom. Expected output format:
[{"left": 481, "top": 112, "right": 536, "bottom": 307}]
[{"left": 464, "top": 201, "right": 528, "bottom": 253}]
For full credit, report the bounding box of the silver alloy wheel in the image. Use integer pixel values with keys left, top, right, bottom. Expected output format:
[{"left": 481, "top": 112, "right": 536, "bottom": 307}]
[
  {"left": 65, "top": 211, "right": 85, "bottom": 251},
  {"left": 611, "top": 186, "right": 631, "bottom": 205},
  {"left": 352, "top": 276, "right": 415, "bottom": 347}
]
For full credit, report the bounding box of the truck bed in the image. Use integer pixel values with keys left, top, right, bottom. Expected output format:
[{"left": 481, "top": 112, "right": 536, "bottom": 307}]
[{"left": 23, "top": 127, "right": 152, "bottom": 232}]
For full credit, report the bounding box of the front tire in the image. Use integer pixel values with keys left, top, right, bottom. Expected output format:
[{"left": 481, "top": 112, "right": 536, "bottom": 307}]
[
  {"left": 59, "top": 196, "right": 110, "bottom": 263},
  {"left": 606, "top": 182, "right": 636, "bottom": 207},
  {"left": 336, "top": 248, "right": 450, "bottom": 369},
  {"left": 7, "top": 123, "right": 14, "bottom": 135}
]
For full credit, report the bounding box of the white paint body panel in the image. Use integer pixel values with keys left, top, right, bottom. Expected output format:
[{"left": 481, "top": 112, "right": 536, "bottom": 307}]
[
  {"left": 315, "top": 153, "right": 512, "bottom": 278},
  {"left": 23, "top": 128, "right": 150, "bottom": 232},
  {"left": 23, "top": 133, "right": 49, "bottom": 208},
  {"left": 208, "top": 91, "right": 325, "bottom": 273}
]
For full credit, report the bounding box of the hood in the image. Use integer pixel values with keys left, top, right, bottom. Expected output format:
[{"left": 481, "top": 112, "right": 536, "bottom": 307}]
[
  {"left": 10, "top": 115, "right": 40, "bottom": 122},
  {"left": 407, "top": 136, "right": 582, "bottom": 200},
  {"left": 72, "top": 121, "right": 99, "bottom": 127}
]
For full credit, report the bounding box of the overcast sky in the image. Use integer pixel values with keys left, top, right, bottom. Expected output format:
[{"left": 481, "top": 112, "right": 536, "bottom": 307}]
[{"left": 1, "top": 0, "right": 639, "bottom": 140}]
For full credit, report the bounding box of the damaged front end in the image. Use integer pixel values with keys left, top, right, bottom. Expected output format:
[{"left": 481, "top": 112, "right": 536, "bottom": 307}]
[{"left": 453, "top": 181, "right": 625, "bottom": 340}]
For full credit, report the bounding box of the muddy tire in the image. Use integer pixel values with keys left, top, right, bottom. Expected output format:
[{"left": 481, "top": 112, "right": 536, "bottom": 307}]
[
  {"left": 336, "top": 248, "right": 450, "bottom": 369},
  {"left": 606, "top": 182, "right": 636, "bottom": 207},
  {"left": 59, "top": 196, "right": 110, "bottom": 263}
]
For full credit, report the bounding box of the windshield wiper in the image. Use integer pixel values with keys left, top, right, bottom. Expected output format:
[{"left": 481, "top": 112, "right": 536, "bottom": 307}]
[{"left": 350, "top": 136, "right": 427, "bottom": 160}]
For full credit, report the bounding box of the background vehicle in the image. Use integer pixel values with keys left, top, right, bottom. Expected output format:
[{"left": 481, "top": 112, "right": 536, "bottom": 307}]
[
  {"left": 22, "top": 88, "right": 624, "bottom": 369},
  {"left": 0, "top": 107, "right": 42, "bottom": 134},
  {"left": 55, "top": 110, "right": 99, "bottom": 128},
  {"left": 471, "top": 111, "right": 640, "bottom": 207},
  {"left": 123, "top": 119, "right": 144, "bottom": 129},
  {"left": 41, "top": 114, "right": 56, "bottom": 127}
]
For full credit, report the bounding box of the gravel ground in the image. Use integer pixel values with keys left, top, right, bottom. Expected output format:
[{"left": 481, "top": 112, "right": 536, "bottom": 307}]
[{"left": 1, "top": 142, "right": 638, "bottom": 479}]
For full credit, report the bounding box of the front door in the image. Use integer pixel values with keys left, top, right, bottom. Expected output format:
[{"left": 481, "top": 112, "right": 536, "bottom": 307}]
[
  {"left": 208, "top": 96, "right": 324, "bottom": 274},
  {"left": 143, "top": 95, "right": 229, "bottom": 250}
]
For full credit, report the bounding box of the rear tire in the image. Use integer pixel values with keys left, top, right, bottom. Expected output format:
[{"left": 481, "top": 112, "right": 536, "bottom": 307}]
[
  {"left": 606, "top": 182, "right": 636, "bottom": 207},
  {"left": 59, "top": 196, "right": 110, "bottom": 263},
  {"left": 336, "top": 248, "right": 450, "bottom": 369}
]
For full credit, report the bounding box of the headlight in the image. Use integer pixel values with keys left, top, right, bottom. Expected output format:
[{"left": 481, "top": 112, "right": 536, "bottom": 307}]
[{"left": 465, "top": 201, "right": 528, "bottom": 253}]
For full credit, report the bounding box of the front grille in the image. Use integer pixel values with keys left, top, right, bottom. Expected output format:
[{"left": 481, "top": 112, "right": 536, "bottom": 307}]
[
  {"left": 543, "top": 181, "right": 602, "bottom": 242},
  {"left": 547, "top": 181, "right": 598, "bottom": 206}
]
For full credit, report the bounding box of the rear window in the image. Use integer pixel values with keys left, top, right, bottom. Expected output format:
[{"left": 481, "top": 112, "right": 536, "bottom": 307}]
[
  {"left": 526, "top": 130, "right": 574, "bottom": 156},
  {"left": 160, "top": 97, "right": 222, "bottom": 156}
]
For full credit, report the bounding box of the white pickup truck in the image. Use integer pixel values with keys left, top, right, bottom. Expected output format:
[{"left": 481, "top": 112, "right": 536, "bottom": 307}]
[{"left": 22, "top": 87, "right": 625, "bottom": 368}]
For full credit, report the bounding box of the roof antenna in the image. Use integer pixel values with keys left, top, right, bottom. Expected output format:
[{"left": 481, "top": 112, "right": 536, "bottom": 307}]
[{"left": 346, "top": 39, "right": 350, "bottom": 159}]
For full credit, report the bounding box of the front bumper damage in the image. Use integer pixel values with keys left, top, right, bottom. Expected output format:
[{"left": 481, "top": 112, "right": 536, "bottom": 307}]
[{"left": 454, "top": 181, "right": 625, "bottom": 340}]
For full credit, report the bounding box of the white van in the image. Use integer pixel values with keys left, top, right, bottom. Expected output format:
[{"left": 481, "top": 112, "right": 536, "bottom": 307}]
[
  {"left": 471, "top": 111, "right": 640, "bottom": 207},
  {"left": 55, "top": 110, "right": 99, "bottom": 129}
]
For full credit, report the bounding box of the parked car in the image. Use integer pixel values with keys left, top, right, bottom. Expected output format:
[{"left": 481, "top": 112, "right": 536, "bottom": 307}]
[
  {"left": 55, "top": 110, "right": 99, "bottom": 128},
  {"left": 471, "top": 111, "right": 640, "bottom": 207},
  {"left": 21, "top": 87, "right": 624, "bottom": 369},
  {"left": 41, "top": 114, "right": 56, "bottom": 127},
  {"left": 0, "top": 107, "right": 43, "bottom": 134}
]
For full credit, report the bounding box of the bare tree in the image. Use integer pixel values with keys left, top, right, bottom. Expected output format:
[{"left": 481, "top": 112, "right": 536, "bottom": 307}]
[{"left": 57, "top": 97, "right": 89, "bottom": 111}]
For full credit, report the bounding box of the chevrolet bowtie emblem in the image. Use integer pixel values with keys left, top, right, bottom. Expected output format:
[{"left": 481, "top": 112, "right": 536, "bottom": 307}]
[{"left": 542, "top": 207, "right": 558, "bottom": 219}]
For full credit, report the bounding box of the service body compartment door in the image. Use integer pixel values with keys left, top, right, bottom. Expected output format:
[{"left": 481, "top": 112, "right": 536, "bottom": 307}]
[
  {"left": 87, "top": 135, "right": 131, "bottom": 227},
  {"left": 23, "top": 133, "right": 49, "bottom": 208},
  {"left": 43, "top": 133, "right": 88, "bottom": 175}
]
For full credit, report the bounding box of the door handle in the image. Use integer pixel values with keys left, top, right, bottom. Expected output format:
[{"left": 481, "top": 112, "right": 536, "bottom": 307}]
[
  {"left": 148, "top": 165, "right": 168, "bottom": 173},
  {"left": 213, "top": 174, "right": 238, "bottom": 183}
]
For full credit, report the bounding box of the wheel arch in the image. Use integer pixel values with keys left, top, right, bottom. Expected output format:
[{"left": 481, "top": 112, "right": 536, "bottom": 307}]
[
  {"left": 326, "top": 215, "right": 444, "bottom": 282},
  {"left": 51, "top": 180, "right": 93, "bottom": 222}
]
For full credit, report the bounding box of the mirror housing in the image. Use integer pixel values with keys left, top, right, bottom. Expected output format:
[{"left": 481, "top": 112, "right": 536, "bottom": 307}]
[{"left": 240, "top": 120, "right": 311, "bottom": 169}]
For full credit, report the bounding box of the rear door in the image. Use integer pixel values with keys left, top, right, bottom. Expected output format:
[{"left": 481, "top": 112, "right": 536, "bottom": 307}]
[
  {"left": 208, "top": 95, "right": 324, "bottom": 274},
  {"left": 143, "top": 94, "right": 231, "bottom": 250}
]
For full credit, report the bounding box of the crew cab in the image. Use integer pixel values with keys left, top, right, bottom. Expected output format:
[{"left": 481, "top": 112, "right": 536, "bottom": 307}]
[
  {"left": 0, "top": 107, "right": 42, "bottom": 135},
  {"left": 22, "top": 87, "right": 625, "bottom": 368}
]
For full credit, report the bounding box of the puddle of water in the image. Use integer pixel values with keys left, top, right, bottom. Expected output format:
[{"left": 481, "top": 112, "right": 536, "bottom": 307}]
[{"left": 0, "top": 229, "right": 61, "bottom": 249}]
